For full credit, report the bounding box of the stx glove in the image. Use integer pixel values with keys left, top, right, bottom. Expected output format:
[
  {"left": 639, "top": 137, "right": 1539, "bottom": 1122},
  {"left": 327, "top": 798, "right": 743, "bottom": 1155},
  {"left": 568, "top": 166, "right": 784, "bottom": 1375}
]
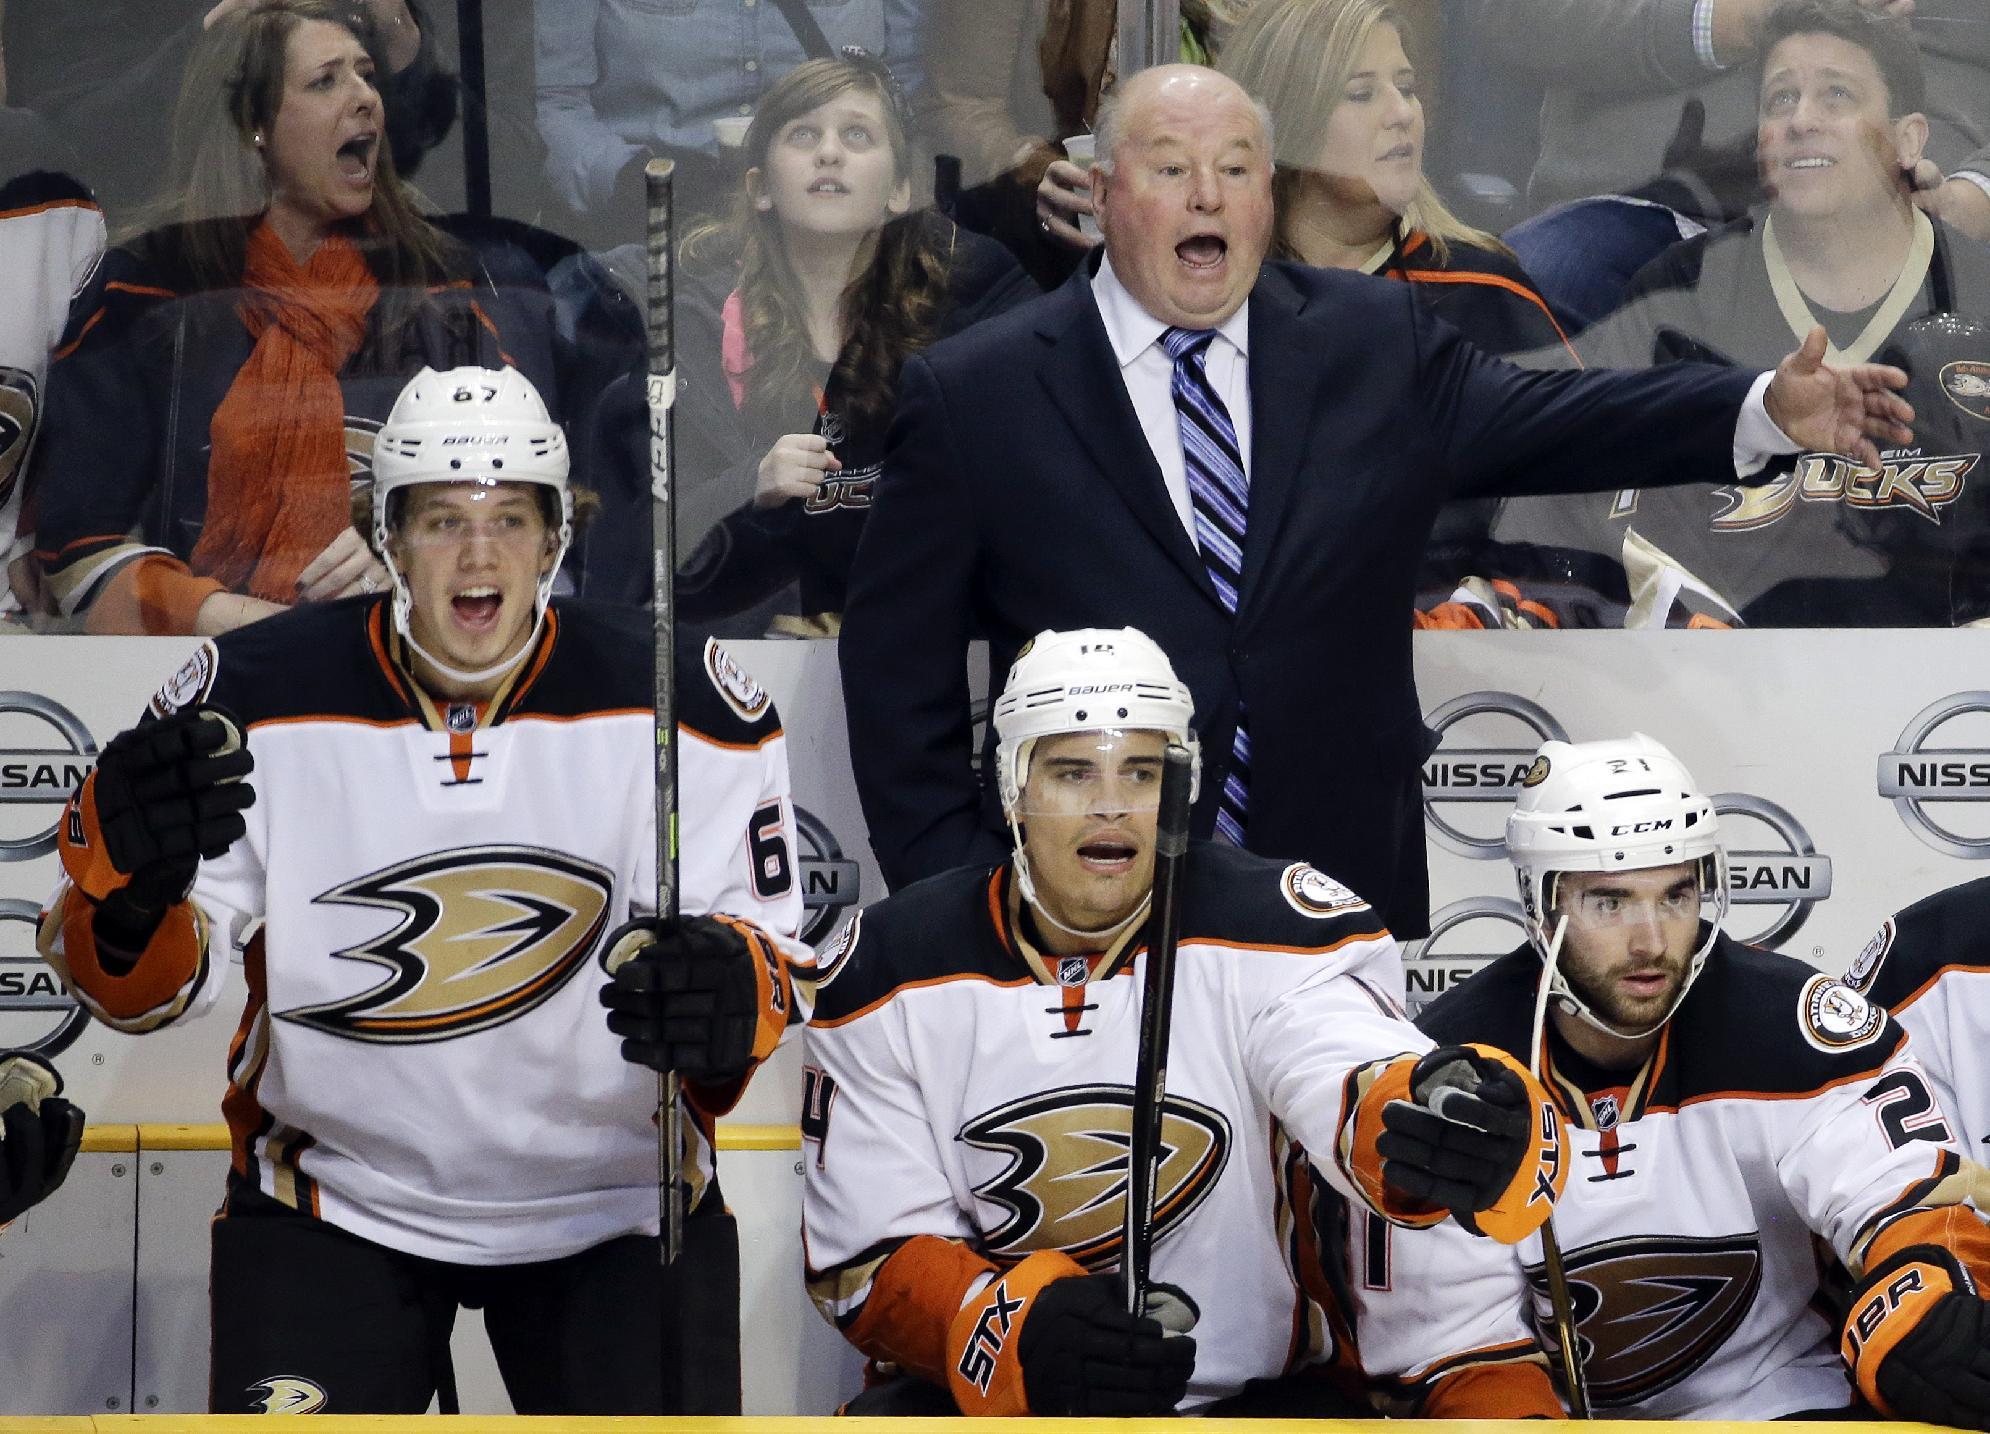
[
  {"left": 600, "top": 915, "right": 788, "bottom": 1083},
  {"left": 0, "top": 1052, "right": 86, "bottom": 1225},
  {"left": 61, "top": 705, "right": 253, "bottom": 951},
  {"left": 1018, "top": 1273, "right": 1197, "bottom": 1416},
  {"left": 1378, "top": 1043, "right": 1565, "bottom": 1243},
  {"left": 1844, "top": 1245, "right": 1990, "bottom": 1429},
  {"left": 944, "top": 1249, "right": 1196, "bottom": 1417}
]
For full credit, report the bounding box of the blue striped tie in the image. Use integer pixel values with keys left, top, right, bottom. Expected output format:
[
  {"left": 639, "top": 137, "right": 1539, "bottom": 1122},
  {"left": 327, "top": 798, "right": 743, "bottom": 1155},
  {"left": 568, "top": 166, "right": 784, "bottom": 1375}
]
[{"left": 1161, "top": 326, "right": 1250, "bottom": 846}]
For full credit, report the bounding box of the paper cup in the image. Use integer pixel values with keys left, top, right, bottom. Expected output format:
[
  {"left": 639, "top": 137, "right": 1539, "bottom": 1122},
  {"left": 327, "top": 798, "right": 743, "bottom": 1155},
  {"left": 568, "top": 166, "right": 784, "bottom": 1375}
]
[{"left": 1062, "top": 132, "right": 1100, "bottom": 239}]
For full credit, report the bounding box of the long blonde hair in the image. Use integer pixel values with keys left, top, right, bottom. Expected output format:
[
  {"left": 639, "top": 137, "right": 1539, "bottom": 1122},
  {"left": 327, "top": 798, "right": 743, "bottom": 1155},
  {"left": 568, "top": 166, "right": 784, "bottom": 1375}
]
[{"left": 1219, "top": 0, "right": 1505, "bottom": 265}]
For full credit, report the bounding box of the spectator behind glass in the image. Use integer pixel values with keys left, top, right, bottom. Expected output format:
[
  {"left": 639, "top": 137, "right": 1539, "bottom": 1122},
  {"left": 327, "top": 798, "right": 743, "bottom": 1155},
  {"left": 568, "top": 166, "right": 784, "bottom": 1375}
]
[
  {"left": 2, "top": 0, "right": 454, "bottom": 226},
  {"left": 668, "top": 54, "right": 1036, "bottom": 637},
  {"left": 1479, "top": 0, "right": 1990, "bottom": 333},
  {"left": 1496, "top": 0, "right": 1990, "bottom": 627},
  {"left": 533, "top": 0, "right": 924, "bottom": 248},
  {"left": 1216, "top": 0, "right": 1577, "bottom": 622},
  {"left": 27, "top": 0, "right": 566, "bottom": 636}
]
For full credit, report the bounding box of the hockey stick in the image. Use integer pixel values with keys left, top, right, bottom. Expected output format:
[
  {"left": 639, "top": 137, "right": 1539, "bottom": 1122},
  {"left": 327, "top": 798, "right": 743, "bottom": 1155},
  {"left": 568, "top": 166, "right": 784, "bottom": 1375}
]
[
  {"left": 644, "top": 156, "right": 685, "bottom": 1270},
  {"left": 1528, "top": 912, "right": 1592, "bottom": 1419},
  {"left": 1123, "top": 742, "right": 1195, "bottom": 1318}
]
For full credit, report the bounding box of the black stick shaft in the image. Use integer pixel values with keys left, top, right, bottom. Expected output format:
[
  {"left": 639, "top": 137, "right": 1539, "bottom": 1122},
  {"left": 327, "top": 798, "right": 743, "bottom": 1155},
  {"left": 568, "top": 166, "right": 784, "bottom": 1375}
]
[
  {"left": 644, "top": 158, "right": 684, "bottom": 1267},
  {"left": 1124, "top": 743, "right": 1194, "bottom": 1317}
]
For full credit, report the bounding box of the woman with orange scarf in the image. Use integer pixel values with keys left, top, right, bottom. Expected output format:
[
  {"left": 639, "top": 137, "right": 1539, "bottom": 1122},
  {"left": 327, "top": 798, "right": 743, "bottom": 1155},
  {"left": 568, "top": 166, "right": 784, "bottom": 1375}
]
[{"left": 29, "top": 0, "right": 564, "bottom": 635}]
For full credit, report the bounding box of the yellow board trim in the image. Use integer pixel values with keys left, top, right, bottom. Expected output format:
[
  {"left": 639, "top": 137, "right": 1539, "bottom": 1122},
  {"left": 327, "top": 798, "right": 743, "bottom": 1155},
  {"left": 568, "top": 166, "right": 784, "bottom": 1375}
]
[
  {"left": 0, "top": 1418, "right": 1921, "bottom": 1432},
  {"left": 83, "top": 1123, "right": 804, "bottom": 1154}
]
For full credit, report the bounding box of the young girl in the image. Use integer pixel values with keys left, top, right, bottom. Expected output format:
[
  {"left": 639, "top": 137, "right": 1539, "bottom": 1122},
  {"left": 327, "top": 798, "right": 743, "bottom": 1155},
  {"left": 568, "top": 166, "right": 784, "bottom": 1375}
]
[{"left": 673, "top": 54, "right": 1036, "bottom": 637}]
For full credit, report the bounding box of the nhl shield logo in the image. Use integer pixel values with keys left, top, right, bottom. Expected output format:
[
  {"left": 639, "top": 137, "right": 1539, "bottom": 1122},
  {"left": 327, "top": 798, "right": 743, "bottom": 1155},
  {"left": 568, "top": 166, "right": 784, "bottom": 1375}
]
[
  {"left": 1590, "top": 1094, "right": 1620, "bottom": 1131},
  {"left": 1942, "top": 361, "right": 1990, "bottom": 421},
  {"left": 1057, "top": 957, "right": 1089, "bottom": 986}
]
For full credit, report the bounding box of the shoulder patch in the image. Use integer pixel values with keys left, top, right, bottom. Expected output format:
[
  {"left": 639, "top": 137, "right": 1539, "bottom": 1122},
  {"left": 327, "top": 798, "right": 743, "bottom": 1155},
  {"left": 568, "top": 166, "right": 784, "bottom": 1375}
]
[
  {"left": 1799, "top": 973, "right": 1887, "bottom": 1054},
  {"left": 813, "top": 910, "right": 862, "bottom": 990},
  {"left": 148, "top": 641, "right": 220, "bottom": 717},
  {"left": 1844, "top": 919, "right": 1895, "bottom": 995},
  {"left": 1279, "top": 862, "right": 1368, "bottom": 919},
  {"left": 704, "top": 638, "right": 769, "bottom": 722}
]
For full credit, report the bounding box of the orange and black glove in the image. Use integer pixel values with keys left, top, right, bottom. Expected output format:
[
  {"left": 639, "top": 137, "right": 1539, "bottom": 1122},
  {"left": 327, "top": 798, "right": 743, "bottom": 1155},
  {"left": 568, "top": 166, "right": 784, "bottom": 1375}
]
[
  {"left": 61, "top": 705, "right": 253, "bottom": 956},
  {"left": 1378, "top": 1044, "right": 1565, "bottom": 1244},
  {"left": 1844, "top": 1244, "right": 1990, "bottom": 1429},
  {"left": 946, "top": 1251, "right": 1197, "bottom": 1416},
  {"left": 600, "top": 915, "right": 788, "bottom": 1083}
]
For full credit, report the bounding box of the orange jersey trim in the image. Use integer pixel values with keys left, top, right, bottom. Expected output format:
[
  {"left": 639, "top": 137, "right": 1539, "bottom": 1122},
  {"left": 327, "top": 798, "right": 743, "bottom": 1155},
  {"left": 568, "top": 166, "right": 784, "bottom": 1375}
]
[
  {"left": 811, "top": 969, "right": 1037, "bottom": 1030},
  {"left": 0, "top": 196, "right": 99, "bottom": 223}
]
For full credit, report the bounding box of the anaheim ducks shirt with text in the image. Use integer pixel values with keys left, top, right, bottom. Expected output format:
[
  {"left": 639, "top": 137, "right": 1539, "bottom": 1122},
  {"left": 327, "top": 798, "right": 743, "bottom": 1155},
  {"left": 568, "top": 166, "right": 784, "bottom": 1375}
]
[
  {"left": 1419, "top": 934, "right": 1990, "bottom": 1417},
  {"left": 40, "top": 596, "right": 806, "bottom": 1264},
  {"left": 801, "top": 844, "right": 1550, "bottom": 1412}
]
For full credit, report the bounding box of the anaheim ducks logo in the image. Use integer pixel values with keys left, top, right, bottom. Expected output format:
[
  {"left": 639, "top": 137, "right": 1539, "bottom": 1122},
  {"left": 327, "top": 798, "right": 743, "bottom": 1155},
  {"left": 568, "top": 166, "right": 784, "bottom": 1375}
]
[
  {"left": 960, "top": 1084, "right": 1230, "bottom": 1269},
  {"left": 1709, "top": 451, "right": 1977, "bottom": 530},
  {"left": 1943, "top": 362, "right": 1990, "bottom": 421},
  {"left": 1526, "top": 1233, "right": 1762, "bottom": 1407},
  {"left": 0, "top": 365, "right": 39, "bottom": 507},
  {"left": 280, "top": 847, "right": 614, "bottom": 1043},
  {"left": 246, "top": 1376, "right": 328, "bottom": 1414}
]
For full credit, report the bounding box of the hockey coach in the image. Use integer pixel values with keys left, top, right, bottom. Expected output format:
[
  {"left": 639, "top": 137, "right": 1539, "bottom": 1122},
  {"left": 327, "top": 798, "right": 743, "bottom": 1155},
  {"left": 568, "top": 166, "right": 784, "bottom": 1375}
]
[{"left": 838, "top": 62, "right": 1916, "bottom": 937}]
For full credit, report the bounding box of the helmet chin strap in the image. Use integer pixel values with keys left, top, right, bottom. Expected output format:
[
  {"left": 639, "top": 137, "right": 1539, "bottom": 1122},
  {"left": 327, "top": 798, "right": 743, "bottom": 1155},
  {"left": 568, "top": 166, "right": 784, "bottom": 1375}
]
[
  {"left": 1006, "top": 812, "right": 1154, "bottom": 945},
  {"left": 381, "top": 537, "right": 563, "bottom": 692},
  {"left": 1528, "top": 906, "right": 1715, "bottom": 1045}
]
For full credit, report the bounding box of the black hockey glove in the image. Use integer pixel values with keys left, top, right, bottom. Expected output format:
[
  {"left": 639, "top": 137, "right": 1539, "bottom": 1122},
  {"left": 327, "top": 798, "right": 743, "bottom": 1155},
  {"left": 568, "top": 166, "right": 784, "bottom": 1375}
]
[
  {"left": 1845, "top": 1245, "right": 1990, "bottom": 1428},
  {"left": 1017, "top": 1273, "right": 1198, "bottom": 1417},
  {"left": 1379, "top": 1045, "right": 1541, "bottom": 1234},
  {"left": 0, "top": 1052, "right": 86, "bottom": 1225},
  {"left": 83, "top": 705, "right": 254, "bottom": 951},
  {"left": 600, "top": 916, "right": 761, "bottom": 1082}
]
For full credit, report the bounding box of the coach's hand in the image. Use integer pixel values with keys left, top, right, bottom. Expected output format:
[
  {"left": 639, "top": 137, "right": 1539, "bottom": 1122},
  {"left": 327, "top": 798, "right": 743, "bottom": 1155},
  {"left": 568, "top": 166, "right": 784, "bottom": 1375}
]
[
  {"left": 1379, "top": 1044, "right": 1565, "bottom": 1244},
  {"left": 601, "top": 916, "right": 770, "bottom": 1082},
  {"left": 1765, "top": 326, "right": 1914, "bottom": 470},
  {"left": 0, "top": 1052, "right": 85, "bottom": 1225}
]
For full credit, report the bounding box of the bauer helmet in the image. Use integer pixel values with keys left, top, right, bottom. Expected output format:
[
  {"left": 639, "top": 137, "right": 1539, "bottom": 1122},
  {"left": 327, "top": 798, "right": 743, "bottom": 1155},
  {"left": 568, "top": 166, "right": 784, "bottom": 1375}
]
[
  {"left": 370, "top": 365, "right": 571, "bottom": 683},
  {"left": 1506, "top": 733, "right": 1727, "bottom": 1038},
  {"left": 992, "top": 627, "right": 1200, "bottom": 939}
]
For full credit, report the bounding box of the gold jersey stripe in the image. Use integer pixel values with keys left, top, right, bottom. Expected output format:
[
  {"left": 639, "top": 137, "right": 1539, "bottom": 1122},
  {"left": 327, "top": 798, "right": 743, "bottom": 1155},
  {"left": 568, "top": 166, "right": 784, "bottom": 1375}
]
[{"left": 82, "top": 1122, "right": 805, "bottom": 1153}]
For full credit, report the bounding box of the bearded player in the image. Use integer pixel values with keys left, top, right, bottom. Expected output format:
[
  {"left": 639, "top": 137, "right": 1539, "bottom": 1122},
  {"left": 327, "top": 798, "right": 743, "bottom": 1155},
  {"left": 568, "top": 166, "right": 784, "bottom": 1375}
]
[
  {"left": 1418, "top": 734, "right": 1990, "bottom": 1423},
  {"left": 37, "top": 365, "right": 808, "bottom": 1414},
  {"left": 802, "top": 627, "right": 1570, "bottom": 1417}
]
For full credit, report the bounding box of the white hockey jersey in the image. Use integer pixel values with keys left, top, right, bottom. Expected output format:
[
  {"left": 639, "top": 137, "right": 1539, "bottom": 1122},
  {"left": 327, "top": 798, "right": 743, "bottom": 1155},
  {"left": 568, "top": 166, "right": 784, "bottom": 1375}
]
[
  {"left": 801, "top": 845, "right": 1555, "bottom": 1414},
  {"left": 1420, "top": 934, "right": 1989, "bottom": 1419},
  {"left": 1848, "top": 875, "right": 1990, "bottom": 1150},
  {"left": 0, "top": 172, "right": 104, "bottom": 599},
  {"left": 41, "top": 599, "right": 806, "bottom": 1264}
]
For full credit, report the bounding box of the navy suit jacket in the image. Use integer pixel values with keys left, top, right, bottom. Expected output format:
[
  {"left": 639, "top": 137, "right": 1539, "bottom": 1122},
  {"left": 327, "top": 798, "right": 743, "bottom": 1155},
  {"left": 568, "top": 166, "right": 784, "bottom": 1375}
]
[{"left": 838, "top": 259, "right": 1762, "bottom": 935}]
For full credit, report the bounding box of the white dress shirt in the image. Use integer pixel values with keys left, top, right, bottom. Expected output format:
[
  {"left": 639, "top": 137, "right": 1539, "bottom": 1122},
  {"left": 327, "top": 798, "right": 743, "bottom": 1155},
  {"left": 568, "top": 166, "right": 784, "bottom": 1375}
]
[{"left": 1088, "top": 256, "right": 1796, "bottom": 546}]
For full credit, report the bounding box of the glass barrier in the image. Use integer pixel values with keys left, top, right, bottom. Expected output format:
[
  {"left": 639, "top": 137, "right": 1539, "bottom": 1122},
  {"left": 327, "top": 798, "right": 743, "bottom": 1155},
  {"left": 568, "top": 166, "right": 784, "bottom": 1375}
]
[{"left": 0, "top": 0, "right": 1981, "bottom": 639}]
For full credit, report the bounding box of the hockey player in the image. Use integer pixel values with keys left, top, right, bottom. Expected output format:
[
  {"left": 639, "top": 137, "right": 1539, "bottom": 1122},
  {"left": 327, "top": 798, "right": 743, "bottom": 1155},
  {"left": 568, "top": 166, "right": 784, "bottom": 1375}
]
[
  {"left": 35, "top": 365, "right": 809, "bottom": 1415},
  {"left": 0, "top": 1050, "right": 84, "bottom": 1227},
  {"left": 802, "top": 626, "right": 1571, "bottom": 1417},
  {"left": 1419, "top": 734, "right": 1990, "bottom": 1423}
]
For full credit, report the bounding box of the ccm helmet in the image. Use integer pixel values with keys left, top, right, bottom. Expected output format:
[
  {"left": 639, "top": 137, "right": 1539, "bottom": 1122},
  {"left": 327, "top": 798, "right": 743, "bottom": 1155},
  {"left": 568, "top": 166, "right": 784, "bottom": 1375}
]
[
  {"left": 991, "top": 628, "right": 1199, "bottom": 939},
  {"left": 1506, "top": 733, "right": 1727, "bottom": 1037},
  {"left": 371, "top": 365, "right": 570, "bottom": 683}
]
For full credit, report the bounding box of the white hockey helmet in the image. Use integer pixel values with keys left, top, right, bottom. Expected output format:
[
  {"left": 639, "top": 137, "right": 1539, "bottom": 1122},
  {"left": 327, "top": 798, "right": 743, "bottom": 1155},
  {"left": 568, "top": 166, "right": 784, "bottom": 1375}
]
[
  {"left": 370, "top": 365, "right": 571, "bottom": 683},
  {"left": 1507, "top": 733, "right": 1728, "bottom": 1037},
  {"left": 992, "top": 628, "right": 1200, "bottom": 942},
  {"left": 993, "top": 627, "right": 1201, "bottom": 815}
]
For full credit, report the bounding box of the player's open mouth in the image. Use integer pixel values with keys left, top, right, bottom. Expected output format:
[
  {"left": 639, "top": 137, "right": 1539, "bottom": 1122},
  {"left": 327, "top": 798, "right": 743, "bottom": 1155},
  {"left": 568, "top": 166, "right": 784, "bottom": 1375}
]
[
  {"left": 336, "top": 133, "right": 378, "bottom": 184},
  {"left": 1077, "top": 838, "right": 1138, "bottom": 872},
  {"left": 1176, "top": 234, "right": 1227, "bottom": 270},
  {"left": 451, "top": 586, "right": 502, "bottom": 631},
  {"left": 807, "top": 178, "right": 850, "bottom": 195},
  {"left": 1620, "top": 969, "right": 1671, "bottom": 997},
  {"left": 1785, "top": 156, "right": 1834, "bottom": 171}
]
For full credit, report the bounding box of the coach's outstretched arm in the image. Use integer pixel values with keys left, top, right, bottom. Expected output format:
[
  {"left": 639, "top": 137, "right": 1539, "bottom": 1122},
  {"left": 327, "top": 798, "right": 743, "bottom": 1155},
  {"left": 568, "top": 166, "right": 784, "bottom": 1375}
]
[
  {"left": 839, "top": 357, "right": 1004, "bottom": 891},
  {"left": 38, "top": 703, "right": 254, "bottom": 1034}
]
